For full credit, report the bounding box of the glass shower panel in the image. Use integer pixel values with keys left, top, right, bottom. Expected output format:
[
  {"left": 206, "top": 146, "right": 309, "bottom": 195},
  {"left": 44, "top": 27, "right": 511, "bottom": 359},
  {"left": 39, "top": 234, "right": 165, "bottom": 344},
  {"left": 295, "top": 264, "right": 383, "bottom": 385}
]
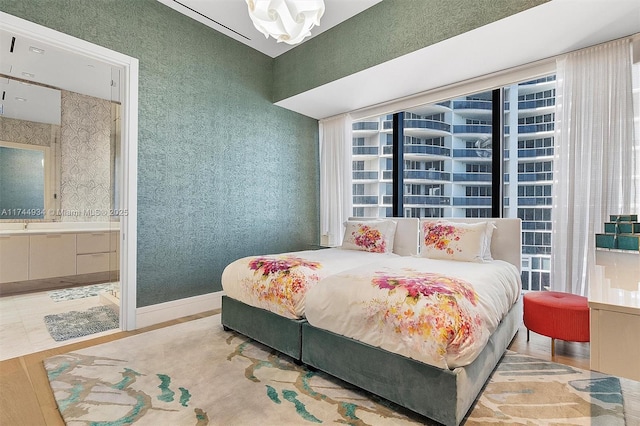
[{"left": 106, "top": 67, "right": 123, "bottom": 309}]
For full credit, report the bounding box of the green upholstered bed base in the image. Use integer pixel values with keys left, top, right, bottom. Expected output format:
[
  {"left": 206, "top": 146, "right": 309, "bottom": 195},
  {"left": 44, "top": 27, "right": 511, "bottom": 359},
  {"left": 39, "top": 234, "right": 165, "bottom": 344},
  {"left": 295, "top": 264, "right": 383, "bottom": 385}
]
[
  {"left": 221, "top": 294, "right": 522, "bottom": 425},
  {"left": 221, "top": 295, "right": 304, "bottom": 361},
  {"left": 301, "top": 297, "right": 523, "bottom": 426}
]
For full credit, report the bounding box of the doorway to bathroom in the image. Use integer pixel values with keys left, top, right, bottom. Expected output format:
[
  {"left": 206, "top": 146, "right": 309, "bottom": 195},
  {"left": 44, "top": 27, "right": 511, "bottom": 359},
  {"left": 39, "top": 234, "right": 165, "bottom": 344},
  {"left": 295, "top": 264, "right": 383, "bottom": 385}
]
[{"left": 0, "top": 11, "right": 138, "bottom": 358}]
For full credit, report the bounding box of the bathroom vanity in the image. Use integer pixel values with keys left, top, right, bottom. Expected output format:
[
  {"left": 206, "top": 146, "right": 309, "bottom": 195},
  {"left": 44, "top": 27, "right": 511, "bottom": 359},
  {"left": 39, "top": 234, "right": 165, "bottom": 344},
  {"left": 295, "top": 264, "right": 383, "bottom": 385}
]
[{"left": 0, "top": 222, "right": 119, "bottom": 294}]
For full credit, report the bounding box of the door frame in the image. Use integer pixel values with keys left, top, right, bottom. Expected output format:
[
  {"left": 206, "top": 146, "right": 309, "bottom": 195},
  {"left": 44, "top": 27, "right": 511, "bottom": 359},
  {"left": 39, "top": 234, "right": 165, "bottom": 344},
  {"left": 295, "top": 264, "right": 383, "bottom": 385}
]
[{"left": 0, "top": 11, "right": 139, "bottom": 330}]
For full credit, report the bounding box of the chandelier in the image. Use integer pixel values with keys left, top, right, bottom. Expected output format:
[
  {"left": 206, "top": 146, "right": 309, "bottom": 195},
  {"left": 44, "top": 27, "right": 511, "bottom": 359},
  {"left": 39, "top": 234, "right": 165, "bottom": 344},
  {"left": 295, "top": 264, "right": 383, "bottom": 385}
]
[{"left": 246, "top": 0, "right": 325, "bottom": 45}]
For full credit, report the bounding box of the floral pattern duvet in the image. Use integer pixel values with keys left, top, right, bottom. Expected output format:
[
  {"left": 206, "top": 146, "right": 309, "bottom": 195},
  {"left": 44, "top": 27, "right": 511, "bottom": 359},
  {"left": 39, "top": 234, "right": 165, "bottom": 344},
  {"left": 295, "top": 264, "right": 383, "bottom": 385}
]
[
  {"left": 221, "top": 248, "right": 397, "bottom": 319},
  {"left": 304, "top": 256, "right": 521, "bottom": 369}
]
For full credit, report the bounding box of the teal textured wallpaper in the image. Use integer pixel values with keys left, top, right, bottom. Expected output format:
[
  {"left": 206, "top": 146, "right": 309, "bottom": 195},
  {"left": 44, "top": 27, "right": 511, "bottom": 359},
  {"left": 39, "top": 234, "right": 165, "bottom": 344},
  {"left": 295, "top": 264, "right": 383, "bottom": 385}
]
[
  {"left": 0, "top": 0, "right": 319, "bottom": 306},
  {"left": 272, "top": 0, "right": 549, "bottom": 102}
]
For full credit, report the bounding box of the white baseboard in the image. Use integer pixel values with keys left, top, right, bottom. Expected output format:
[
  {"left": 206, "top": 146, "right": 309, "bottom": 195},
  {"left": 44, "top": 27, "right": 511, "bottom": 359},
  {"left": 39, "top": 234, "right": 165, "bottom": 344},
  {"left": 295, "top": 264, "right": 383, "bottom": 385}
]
[{"left": 135, "top": 291, "right": 224, "bottom": 329}]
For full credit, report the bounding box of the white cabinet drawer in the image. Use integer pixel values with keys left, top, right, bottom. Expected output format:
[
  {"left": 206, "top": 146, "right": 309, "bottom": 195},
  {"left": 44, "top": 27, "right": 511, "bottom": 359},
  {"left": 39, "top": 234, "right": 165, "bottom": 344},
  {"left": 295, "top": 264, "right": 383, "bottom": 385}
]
[
  {"left": 110, "top": 231, "right": 119, "bottom": 253},
  {"left": 0, "top": 235, "right": 30, "bottom": 283},
  {"left": 110, "top": 251, "right": 119, "bottom": 271},
  {"left": 29, "top": 234, "right": 76, "bottom": 280},
  {"left": 77, "top": 253, "right": 110, "bottom": 274},
  {"left": 77, "top": 232, "right": 111, "bottom": 254}
]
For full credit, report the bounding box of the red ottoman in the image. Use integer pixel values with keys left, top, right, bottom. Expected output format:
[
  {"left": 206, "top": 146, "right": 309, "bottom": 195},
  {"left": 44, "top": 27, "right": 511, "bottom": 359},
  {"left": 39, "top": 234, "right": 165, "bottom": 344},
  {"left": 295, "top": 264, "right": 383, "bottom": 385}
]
[{"left": 523, "top": 291, "right": 590, "bottom": 356}]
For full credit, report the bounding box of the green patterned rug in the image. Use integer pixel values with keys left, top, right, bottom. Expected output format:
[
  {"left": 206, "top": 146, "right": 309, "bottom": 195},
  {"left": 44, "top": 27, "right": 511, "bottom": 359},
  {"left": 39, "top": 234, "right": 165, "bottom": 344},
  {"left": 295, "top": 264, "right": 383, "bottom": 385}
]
[
  {"left": 48, "top": 283, "right": 118, "bottom": 302},
  {"left": 44, "top": 306, "right": 119, "bottom": 342},
  {"left": 44, "top": 315, "right": 640, "bottom": 425}
]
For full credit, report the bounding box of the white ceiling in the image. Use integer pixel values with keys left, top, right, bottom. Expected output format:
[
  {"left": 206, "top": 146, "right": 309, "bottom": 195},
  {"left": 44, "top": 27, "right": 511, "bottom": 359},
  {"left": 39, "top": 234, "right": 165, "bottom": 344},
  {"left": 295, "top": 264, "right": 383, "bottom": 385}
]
[
  {"left": 0, "top": 0, "right": 380, "bottom": 124},
  {"left": 1, "top": 0, "right": 637, "bottom": 125},
  {"left": 0, "top": 77, "right": 61, "bottom": 125},
  {"left": 276, "top": 0, "right": 640, "bottom": 119},
  {"left": 155, "top": 0, "right": 383, "bottom": 58},
  {"left": 0, "top": 28, "right": 117, "bottom": 125}
]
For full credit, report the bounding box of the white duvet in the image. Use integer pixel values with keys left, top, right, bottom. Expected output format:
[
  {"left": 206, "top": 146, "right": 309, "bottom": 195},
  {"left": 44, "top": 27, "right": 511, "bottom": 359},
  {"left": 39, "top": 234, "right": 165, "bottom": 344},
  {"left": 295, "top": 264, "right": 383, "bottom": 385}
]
[
  {"left": 304, "top": 256, "right": 521, "bottom": 369},
  {"left": 221, "top": 248, "right": 397, "bottom": 319}
]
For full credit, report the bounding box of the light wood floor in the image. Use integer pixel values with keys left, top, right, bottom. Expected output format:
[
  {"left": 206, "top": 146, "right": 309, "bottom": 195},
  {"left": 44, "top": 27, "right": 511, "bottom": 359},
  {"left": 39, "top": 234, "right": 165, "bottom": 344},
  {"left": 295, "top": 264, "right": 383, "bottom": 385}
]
[{"left": 0, "top": 312, "right": 590, "bottom": 426}]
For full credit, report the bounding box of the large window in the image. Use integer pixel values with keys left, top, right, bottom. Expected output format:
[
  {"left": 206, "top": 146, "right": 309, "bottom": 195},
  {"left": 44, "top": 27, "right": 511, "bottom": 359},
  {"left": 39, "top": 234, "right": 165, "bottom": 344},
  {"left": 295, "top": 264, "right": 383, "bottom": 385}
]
[
  {"left": 504, "top": 76, "right": 555, "bottom": 290},
  {"left": 352, "top": 75, "right": 557, "bottom": 291}
]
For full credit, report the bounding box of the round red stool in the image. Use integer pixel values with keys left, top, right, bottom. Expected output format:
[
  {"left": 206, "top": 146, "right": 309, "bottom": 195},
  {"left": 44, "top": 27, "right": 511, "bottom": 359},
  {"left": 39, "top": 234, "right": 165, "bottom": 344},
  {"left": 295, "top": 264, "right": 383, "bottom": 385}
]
[{"left": 523, "top": 291, "right": 590, "bottom": 356}]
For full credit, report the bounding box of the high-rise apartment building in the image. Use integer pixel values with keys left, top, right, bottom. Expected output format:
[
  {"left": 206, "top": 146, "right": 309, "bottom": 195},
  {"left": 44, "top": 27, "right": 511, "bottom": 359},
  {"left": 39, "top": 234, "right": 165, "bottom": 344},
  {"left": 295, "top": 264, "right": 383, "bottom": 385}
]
[{"left": 352, "top": 76, "right": 556, "bottom": 291}]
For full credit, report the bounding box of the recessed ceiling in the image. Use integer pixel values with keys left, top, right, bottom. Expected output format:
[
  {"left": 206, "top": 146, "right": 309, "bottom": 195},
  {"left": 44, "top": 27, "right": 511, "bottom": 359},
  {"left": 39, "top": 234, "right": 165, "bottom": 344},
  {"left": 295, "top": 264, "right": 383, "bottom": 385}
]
[
  {"left": 0, "top": 28, "right": 118, "bottom": 124},
  {"left": 276, "top": 0, "right": 640, "bottom": 119},
  {"left": 155, "top": 0, "right": 383, "bottom": 58},
  {"left": 0, "top": 77, "right": 61, "bottom": 125}
]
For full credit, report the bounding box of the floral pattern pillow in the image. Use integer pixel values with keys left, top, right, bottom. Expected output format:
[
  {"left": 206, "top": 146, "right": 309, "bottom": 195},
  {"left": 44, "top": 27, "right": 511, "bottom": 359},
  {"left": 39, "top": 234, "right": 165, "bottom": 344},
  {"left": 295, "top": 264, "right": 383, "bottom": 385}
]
[
  {"left": 420, "top": 220, "right": 489, "bottom": 262},
  {"left": 341, "top": 220, "right": 397, "bottom": 254}
]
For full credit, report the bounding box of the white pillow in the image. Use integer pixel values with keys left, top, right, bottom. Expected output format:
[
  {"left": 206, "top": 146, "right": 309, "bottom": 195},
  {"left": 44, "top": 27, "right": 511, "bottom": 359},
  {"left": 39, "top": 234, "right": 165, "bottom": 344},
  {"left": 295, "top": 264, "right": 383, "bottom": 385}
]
[
  {"left": 483, "top": 221, "right": 497, "bottom": 261},
  {"left": 341, "top": 220, "right": 397, "bottom": 254},
  {"left": 420, "top": 220, "right": 490, "bottom": 262}
]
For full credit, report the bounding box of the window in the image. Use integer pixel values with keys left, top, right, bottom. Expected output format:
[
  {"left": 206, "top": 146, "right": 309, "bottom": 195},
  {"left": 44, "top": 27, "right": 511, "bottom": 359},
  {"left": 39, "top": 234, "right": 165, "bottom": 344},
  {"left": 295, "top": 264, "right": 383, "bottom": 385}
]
[
  {"left": 466, "top": 187, "right": 491, "bottom": 196},
  {"left": 466, "top": 164, "right": 491, "bottom": 173},
  {"left": 465, "top": 208, "right": 492, "bottom": 218},
  {"left": 504, "top": 76, "right": 556, "bottom": 290},
  {"left": 352, "top": 89, "right": 494, "bottom": 218},
  {"left": 351, "top": 75, "right": 557, "bottom": 291}
]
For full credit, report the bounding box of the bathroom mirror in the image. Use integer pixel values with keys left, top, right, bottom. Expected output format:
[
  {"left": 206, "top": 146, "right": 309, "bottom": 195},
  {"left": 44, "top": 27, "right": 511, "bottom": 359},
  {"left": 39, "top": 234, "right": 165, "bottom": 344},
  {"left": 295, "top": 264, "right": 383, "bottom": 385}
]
[
  {"left": 0, "top": 75, "right": 120, "bottom": 222},
  {"left": 0, "top": 27, "right": 121, "bottom": 223},
  {"left": 0, "top": 141, "right": 52, "bottom": 219},
  {"left": 0, "top": 76, "right": 59, "bottom": 220}
]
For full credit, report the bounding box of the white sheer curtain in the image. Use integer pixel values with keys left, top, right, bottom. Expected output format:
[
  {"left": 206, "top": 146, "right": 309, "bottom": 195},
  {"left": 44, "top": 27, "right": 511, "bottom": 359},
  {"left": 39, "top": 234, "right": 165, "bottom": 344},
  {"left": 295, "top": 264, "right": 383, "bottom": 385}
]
[
  {"left": 319, "top": 114, "right": 353, "bottom": 246},
  {"left": 552, "top": 38, "right": 637, "bottom": 296}
]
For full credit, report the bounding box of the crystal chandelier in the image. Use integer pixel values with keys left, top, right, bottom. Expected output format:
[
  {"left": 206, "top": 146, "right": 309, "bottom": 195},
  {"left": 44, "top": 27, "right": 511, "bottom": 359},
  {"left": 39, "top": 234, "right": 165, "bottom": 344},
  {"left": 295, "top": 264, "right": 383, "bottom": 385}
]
[{"left": 246, "top": 0, "right": 325, "bottom": 45}]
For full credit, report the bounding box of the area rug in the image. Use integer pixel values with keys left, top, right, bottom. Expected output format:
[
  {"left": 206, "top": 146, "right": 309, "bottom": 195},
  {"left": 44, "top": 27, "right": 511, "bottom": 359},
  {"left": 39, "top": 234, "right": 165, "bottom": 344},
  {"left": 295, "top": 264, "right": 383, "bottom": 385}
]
[
  {"left": 44, "top": 315, "right": 640, "bottom": 425},
  {"left": 48, "top": 283, "right": 118, "bottom": 302},
  {"left": 44, "top": 306, "right": 119, "bottom": 342}
]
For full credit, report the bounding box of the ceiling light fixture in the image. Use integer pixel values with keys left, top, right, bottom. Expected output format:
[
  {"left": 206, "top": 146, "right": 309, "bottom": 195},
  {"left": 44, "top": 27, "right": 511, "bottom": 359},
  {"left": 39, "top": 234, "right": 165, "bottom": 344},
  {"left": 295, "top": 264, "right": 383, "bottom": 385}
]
[
  {"left": 29, "top": 46, "right": 45, "bottom": 54},
  {"left": 21, "top": 72, "right": 35, "bottom": 78},
  {"left": 14, "top": 97, "right": 27, "bottom": 102},
  {"left": 246, "top": 0, "right": 325, "bottom": 45}
]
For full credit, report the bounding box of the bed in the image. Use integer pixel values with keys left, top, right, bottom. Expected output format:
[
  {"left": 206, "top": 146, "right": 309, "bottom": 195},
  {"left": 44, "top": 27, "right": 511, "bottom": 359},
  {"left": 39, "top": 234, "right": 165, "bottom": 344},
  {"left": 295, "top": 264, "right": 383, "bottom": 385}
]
[
  {"left": 221, "top": 217, "right": 522, "bottom": 426},
  {"left": 220, "top": 217, "right": 420, "bottom": 360},
  {"left": 301, "top": 218, "right": 522, "bottom": 426}
]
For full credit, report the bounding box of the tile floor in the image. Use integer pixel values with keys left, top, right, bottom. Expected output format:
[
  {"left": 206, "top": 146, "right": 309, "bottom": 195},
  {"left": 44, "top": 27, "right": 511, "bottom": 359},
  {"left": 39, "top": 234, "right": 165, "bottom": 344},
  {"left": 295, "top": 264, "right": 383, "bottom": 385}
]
[{"left": 0, "top": 285, "right": 120, "bottom": 361}]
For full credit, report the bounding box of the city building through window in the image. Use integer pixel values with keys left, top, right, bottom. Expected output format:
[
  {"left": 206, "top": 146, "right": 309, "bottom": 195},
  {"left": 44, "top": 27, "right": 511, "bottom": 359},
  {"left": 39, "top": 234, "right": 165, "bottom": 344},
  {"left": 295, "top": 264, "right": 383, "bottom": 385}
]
[{"left": 351, "top": 76, "right": 556, "bottom": 291}]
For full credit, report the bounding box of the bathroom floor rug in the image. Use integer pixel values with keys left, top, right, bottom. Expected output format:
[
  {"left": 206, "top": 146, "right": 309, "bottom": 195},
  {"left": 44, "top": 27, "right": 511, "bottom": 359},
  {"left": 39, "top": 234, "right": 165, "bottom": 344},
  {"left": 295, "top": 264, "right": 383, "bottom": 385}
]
[
  {"left": 44, "top": 305, "right": 119, "bottom": 342},
  {"left": 48, "top": 282, "right": 118, "bottom": 302}
]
